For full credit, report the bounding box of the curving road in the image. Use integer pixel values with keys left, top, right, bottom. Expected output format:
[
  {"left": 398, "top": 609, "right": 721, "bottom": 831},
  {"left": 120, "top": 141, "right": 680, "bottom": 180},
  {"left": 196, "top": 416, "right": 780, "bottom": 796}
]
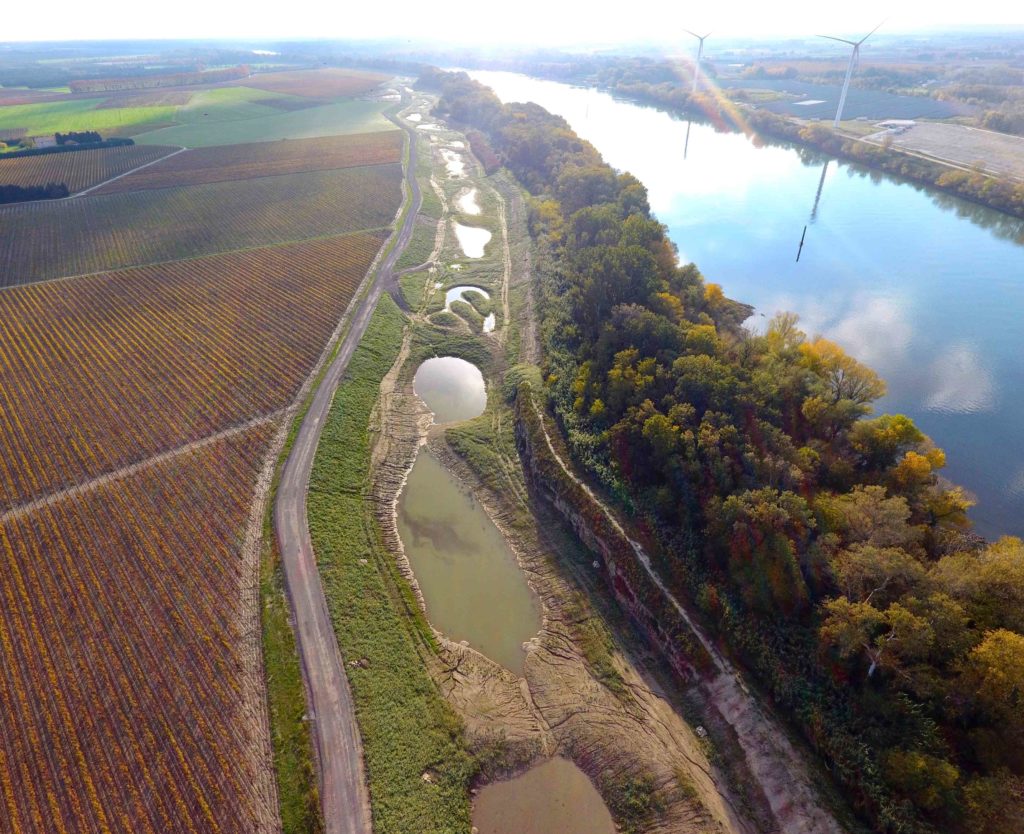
[{"left": 273, "top": 111, "right": 422, "bottom": 834}]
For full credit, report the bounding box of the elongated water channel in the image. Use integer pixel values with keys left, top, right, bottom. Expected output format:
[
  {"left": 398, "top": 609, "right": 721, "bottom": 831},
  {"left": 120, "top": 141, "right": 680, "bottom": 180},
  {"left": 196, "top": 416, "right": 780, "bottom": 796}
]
[{"left": 397, "top": 358, "right": 540, "bottom": 674}]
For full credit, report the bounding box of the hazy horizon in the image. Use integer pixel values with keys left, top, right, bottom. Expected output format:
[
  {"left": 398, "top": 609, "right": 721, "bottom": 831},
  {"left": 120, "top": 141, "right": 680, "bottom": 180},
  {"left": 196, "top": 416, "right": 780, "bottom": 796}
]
[{"left": 3, "top": 1, "right": 1023, "bottom": 46}]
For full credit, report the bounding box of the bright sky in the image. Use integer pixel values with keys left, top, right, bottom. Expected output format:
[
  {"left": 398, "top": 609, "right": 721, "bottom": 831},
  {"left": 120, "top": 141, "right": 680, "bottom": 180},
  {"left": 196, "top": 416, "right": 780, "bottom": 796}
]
[{"left": 3, "top": 0, "right": 1022, "bottom": 43}]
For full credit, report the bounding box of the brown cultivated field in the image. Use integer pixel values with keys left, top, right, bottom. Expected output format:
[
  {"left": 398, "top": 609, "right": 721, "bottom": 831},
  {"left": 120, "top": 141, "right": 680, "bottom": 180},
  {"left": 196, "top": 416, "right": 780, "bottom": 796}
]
[
  {"left": 95, "top": 91, "right": 194, "bottom": 108},
  {"left": 93, "top": 130, "right": 403, "bottom": 194},
  {"left": 0, "top": 231, "right": 385, "bottom": 510},
  {"left": 0, "top": 91, "right": 69, "bottom": 107},
  {"left": 0, "top": 423, "right": 278, "bottom": 834},
  {"left": 880, "top": 121, "right": 1024, "bottom": 182},
  {"left": 0, "top": 162, "right": 401, "bottom": 284},
  {"left": 240, "top": 67, "right": 389, "bottom": 98},
  {"left": 0, "top": 144, "right": 178, "bottom": 193}
]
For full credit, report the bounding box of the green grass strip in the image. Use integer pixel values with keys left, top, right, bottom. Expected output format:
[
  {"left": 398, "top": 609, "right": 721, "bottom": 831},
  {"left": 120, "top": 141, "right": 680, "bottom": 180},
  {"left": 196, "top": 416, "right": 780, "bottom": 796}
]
[
  {"left": 261, "top": 535, "right": 324, "bottom": 834},
  {"left": 307, "top": 294, "right": 473, "bottom": 834}
]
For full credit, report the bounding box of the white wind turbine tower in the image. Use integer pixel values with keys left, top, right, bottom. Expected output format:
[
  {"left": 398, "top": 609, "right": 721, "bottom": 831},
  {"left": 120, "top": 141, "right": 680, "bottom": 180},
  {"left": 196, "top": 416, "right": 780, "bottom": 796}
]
[
  {"left": 818, "top": 21, "right": 884, "bottom": 128},
  {"left": 684, "top": 29, "right": 711, "bottom": 94}
]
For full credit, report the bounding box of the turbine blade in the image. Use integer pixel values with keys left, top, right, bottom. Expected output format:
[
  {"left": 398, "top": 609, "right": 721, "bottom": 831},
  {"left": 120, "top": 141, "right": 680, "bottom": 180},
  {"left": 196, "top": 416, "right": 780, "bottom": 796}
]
[
  {"left": 817, "top": 34, "right": 858, "bottom": 46},
  {"left": 857, "top": 19, "right": 886, "bottom": 45}
]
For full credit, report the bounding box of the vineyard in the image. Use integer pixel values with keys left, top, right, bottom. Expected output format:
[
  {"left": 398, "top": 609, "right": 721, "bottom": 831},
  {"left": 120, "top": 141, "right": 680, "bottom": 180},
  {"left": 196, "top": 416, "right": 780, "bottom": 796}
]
[
  {"left": 0, "top": 144, "right": 177, "bottom": 193},
  {"left": 0, "top": 231, "right": 385, "bottom": 510},
  {"left": 241, "top": 68, "right": 389, "bottom": 99},
  {"left": 0, "top": 163, "right": 401, "bottom": 284},
  {"left": 95, "top": 91, "right": 194, "bottom": 109},
  {"left": 0, "top": 63, "right": 406, "bottom": 833},
  {"left": 0, "top": 424, "right": 278, "bottom": 834},
  {"left": 93, "top": 130, "right": 403, "bottom": 194}
]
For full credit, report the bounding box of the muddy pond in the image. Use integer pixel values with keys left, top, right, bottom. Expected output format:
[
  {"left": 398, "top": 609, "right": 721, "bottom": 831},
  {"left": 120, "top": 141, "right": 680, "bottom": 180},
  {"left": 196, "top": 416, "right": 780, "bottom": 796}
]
[
  {"left": 472, "top": 757, "right": 616, "bottom": 834},
  {"left": 444, "top": 285, "right": 496, "bottom": 333},
  {"left": 457, "top": 187, "right": 481, "bottom": 215},
  {"left": 399, "top": 358, "right": 541, "bottom": 674},
  {"left": 412, "top": 356, "right": 487, "bottom": 424}
]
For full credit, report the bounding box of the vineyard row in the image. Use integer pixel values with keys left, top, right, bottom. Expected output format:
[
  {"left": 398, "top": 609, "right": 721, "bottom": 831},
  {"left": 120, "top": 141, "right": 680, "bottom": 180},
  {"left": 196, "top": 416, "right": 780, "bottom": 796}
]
[{"left": 0, "top": 163, "right": 401, "bottom": 285}]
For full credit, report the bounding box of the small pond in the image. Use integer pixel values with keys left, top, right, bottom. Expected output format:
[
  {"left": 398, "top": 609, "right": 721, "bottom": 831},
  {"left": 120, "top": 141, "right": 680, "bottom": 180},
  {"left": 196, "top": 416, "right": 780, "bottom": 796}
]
[
  {"left": 472, "top": 757, "right": 616, "bottom": 834},
  {"left": 413, "top": 357, "right": 487, "bottom": 424},
  {"left": 453, "top": 221, "right": 491, "bottom": 258},
  {"left": 457, "top": 187, "right": 481, "bottom": 215},
  {"left": 443, "top": 284, "right": 497, "bottom": 333},
  {"left": 397, "top": 448, "right": 541, "bottom": 675}
]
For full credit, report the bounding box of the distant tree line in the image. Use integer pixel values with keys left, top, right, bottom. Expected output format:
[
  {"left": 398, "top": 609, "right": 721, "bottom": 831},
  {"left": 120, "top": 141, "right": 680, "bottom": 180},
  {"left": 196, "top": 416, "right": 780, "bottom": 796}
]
[
  {"left": 1, "top": 137, "right": 134, "bottom": 159},
  {"left": 69, "top": 64, "right": 249, "bottom": 93},
  {"left": 423, "top": 67, "right": 1024, "bottom": 834},
  {"left": 56, "top": 131, "right": 102, "bottom": 145},
  {"left": 0, "top": 183, "right": 69, "bottom": 204}
]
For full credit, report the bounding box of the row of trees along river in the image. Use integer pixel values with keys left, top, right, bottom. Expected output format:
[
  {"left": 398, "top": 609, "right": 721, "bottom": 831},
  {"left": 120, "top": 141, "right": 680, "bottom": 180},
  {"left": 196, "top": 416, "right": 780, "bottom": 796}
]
[{"left": 419, "top": 68, "right": 1024, "bottom": 834}]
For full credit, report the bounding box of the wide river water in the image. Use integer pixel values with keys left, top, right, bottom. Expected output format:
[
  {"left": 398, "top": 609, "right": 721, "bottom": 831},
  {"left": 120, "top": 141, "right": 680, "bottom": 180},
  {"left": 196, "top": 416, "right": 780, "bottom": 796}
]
[{"left": 470, "top": 70, "right": 1024, "bottom": 539}]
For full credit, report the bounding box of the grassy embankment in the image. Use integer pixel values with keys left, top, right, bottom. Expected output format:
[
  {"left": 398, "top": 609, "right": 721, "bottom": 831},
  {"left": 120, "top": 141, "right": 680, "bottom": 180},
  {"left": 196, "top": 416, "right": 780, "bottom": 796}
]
[
  {"left": 260, "top": 531, "right": 324, "bottom": 834},
  {"left": 396, "top": 132, "right": 445, "bottom": 307},
  {"left": 306, "top": 295, "right": 473, "bottom": 833}
]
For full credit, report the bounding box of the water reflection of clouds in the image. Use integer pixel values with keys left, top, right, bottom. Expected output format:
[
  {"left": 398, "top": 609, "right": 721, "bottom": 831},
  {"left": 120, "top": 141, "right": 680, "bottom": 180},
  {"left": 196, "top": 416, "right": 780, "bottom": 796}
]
[
  {"left": 924, "top": 342, "right": 998, "bottom": 415},
  {"left": 468, "top": 71, "right": 803, "bottom": 210},
  {"left": 759, "top": 292, "right": 912, "bottom": 375}
]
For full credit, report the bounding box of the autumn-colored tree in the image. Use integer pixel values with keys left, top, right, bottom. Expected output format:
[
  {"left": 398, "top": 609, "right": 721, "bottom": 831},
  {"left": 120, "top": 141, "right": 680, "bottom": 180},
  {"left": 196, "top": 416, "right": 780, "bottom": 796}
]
[
  {"left": 716, "top": 488, "right": 814, "bottom": 615},
  {"left": 882, "top": 749, "right": 960, "bottom": 814},
  {"left": 829, "top": 543, "right": 924, "bottom": 606},
  {"left": 819, "top": 598, "right": 933, "bottom": 679},
  {"left": 933, "top": 537, "right": 1024, "bottom": 632}
]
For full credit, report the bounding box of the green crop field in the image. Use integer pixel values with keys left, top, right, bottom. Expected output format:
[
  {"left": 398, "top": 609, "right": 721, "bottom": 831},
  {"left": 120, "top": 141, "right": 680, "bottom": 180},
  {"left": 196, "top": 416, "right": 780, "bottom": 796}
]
[
  {"left": 135, "top": 99, "right": 397, "bottom": 147},
  {"left": 167, "top": 86, "right": 298, "bottom": 125},
  {"left": 0, "top": 98, "right": 177, "bottom": 136},
  {"left": 0, "top": 163, "right": 402, "bottom": 284}
]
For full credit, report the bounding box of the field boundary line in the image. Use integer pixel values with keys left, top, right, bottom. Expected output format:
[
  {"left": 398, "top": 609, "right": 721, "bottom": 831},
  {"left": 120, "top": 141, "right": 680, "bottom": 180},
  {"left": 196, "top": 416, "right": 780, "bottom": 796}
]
[
  {"left": 84, "top": 155, "right": 405, "bottom": 197},
  {"left": 0, "top": 226, "right": 392, "bottom": 294},
  {"left": 0, "top": 411, "right": 283, "bottom": 527},
  {"left": 74, "top": 145, "right": 188, "bottom": 197}
]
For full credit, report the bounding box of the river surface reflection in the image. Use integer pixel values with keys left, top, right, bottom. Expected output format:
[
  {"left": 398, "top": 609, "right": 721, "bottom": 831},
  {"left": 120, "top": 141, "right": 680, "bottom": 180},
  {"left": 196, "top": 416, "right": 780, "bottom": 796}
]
[{"left": 470, "top": 70, "right": 1024, "bottom": 538}]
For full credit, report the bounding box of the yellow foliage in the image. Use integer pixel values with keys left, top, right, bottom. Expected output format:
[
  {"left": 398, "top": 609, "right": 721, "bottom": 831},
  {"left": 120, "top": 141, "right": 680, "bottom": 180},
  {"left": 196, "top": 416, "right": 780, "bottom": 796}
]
[
  {"left": 892, "top": 451, "right": 935, "bottom": 489},
  {"left": 883, "top": 749, "right": 960, "bottom": 812},
  {"left": 703, "top": 282, "right": 724, "bottom": 306}
]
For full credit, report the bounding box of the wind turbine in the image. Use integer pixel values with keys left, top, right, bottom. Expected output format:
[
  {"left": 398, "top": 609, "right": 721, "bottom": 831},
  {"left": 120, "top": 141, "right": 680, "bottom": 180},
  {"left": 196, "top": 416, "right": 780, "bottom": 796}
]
[
  {"left": 684, "top": 29, "right": 711, "bottom": 94},
  {"left": 818, "top": 21, "right": 884, "bottom": 128}
]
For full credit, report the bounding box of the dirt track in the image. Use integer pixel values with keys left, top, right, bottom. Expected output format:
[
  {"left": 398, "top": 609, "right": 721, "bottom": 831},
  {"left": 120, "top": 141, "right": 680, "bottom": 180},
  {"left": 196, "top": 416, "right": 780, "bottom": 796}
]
[{"left": 272, "top": 111, "right": 422, "bottom": 834}]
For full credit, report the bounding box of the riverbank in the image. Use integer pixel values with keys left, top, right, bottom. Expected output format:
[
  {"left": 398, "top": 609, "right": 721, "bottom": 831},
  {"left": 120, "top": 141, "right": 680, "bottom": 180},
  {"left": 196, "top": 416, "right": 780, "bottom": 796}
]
[
  {"left": 593, "top": 80, "right": 1024, "bottom": 221},
  {"left": 427, "top": 67, "right": 1024, "bottom": 834},
  {"left": 365, "top": 96, "right": 767, "bottom": 833}
]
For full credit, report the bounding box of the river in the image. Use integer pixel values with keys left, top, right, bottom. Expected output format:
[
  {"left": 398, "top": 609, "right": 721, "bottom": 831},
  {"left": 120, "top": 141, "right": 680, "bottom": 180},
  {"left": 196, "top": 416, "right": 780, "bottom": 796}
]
[{"left": 469, "top": 70, "right": 1024, "bottom": 539}]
